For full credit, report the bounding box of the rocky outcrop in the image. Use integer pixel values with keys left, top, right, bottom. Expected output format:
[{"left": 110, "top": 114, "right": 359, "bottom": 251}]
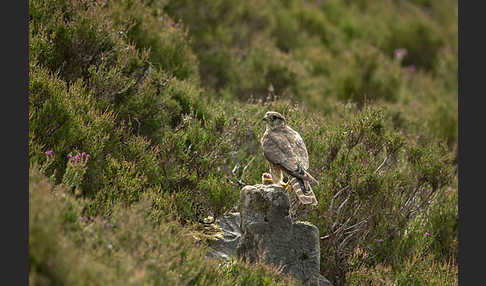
[
  {"left": 205, "top": 212, "right": 241, "bottom": 261},
  {"left": 206, "top": 184, "right": 332, "bottom": 286},
  {"left": 237, "top": 184, "right": 331, "bottom": 286}
]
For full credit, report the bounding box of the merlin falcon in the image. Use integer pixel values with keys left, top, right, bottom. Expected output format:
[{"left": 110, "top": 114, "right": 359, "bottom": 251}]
[{"left": 261, "top": 111, "right": 319, "bottom": 206}]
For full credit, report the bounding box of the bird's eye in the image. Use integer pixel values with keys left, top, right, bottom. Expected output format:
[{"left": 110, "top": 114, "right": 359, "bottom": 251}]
[{"left": 272, "top": 115, "right": 277, "bottom": 120}]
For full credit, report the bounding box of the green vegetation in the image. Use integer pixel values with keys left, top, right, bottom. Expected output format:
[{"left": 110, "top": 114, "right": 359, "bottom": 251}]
[
  {"left": 29, "top": 167, "right": 296, "bottom": 286},
  {"left": 29, "top": 0, "right": 457, "bottom": 285}
]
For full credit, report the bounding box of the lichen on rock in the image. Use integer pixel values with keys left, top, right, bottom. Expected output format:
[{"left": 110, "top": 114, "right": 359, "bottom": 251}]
[{"left": 206, "top": 183, "right": 332, "bottom": 286}]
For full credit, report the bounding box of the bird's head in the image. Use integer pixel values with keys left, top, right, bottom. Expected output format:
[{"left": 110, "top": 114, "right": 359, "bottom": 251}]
[{"left": 262, "top": 111, "right": 286, "bottom": 130}]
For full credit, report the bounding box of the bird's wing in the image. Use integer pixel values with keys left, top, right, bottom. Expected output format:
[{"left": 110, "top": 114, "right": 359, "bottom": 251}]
[
  {"left": 285, "top": 126, "right": 309, "bottom": 170},
  {"left": 262, "top": 130, "right": 299, "bottom": 172},
  {"left": 262, "top": 129, "right": 310, "bottom": 181},
  {"left": 282, "top": 126, "right": 318, "bottom": 185}
]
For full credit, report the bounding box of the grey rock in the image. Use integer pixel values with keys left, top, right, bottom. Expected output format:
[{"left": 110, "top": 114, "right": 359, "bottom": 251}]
[
  {"left": 205, "top": 184, "right": 333, "bottom": 285},
  {"left": 205, "top": 212, "right": 242, "bottom": 261},
  {"left": 312, "top": 274, "right": 333, "bottom": 286},
  {"left": 236, "top": 184, "right": 333, "bottom": 286}
]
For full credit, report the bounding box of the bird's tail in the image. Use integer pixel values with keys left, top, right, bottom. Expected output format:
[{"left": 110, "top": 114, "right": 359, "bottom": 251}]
[
  {"left": 290, "top": 177, "right": 318, "bottom": 206},
  {"left": 302, "top": 170, "right": 319, "bottom": 186}
]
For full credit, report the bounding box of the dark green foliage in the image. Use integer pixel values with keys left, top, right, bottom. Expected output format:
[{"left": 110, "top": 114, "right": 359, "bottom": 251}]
[
  {"left": 30, "top": 168, "right": 296, "bottom": 285},
  {"left": 29, "top": 58, "right": 223, "bottom": 219},
  {"left": 162, "top": 0, "right": 314, "bottom": 101},
  {"left": 259, "top": 106, "right": 455, "bottom": 285},
  {"left": 108, "top": 0, "right": 200, "bottom": 82},
  {"left": 385, "top": 19, "right": 444, "bottom": 70},
  {"left": 330, "top": 44, "right": 403, "bottom": 106},
  {"left": 159, "top": 0, "right": 457, "bottom": 151},
  {"left": 425, "top": 186, "right": 458, "bottom": 261}
]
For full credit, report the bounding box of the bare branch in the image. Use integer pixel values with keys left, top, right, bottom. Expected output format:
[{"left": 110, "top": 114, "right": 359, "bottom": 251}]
[
  {"left": 374, "top": 155, "right": 388, "bottom": 174},
  {"left": 240, "top": 156, "right": 255, "bottom": 181}
]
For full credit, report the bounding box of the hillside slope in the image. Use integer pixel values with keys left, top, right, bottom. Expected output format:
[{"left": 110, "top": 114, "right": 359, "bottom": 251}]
[{"left": 29, "top": 0, "right": 457, "bottom": 285}]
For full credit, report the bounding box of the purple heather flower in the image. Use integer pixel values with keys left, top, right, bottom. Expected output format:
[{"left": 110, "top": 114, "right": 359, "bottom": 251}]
[
  {"left": 67, "top": 154, "right": 73, "bottom": 159},
  {"left": 394, "top": 48, "right": 408, "bottom": 59},
  {"left": 82, "top": 152, "right": 86, "bottom": 159},
  {"left": 407, "top": 65, "right": 416, "bottom": 73},
  {"left": 87, "top": 154, "right": 92, "bottom": 160},
  {"left": 375, "top": 239, "right": 384, "bottom": 243},
  {"left": 425, "top": 232, "right": 430, "bottom": 237},
  {"left": 45, "top": 150, "right": 56, "bottom": 160}
]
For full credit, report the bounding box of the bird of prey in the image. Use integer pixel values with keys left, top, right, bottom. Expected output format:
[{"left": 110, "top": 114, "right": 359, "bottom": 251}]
[{"left": 261, "top": 111, "right": 319, "bottom": 206}]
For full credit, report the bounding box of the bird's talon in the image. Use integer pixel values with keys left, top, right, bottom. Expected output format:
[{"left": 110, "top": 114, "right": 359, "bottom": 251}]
[{"left": 281, "top": 181, "right": 292, "bottom": 192}]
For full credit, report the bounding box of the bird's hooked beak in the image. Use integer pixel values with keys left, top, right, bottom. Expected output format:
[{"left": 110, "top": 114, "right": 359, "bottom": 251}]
[{"left": 262, "top": 116, "right": 268, "bottom": 121}]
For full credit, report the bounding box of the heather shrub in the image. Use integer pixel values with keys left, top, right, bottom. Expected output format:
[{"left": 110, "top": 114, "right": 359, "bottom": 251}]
[
  {"left": 185, "top": 101, "right": 457, "bottom": 285},
  {"left": 427, "top": 98, "right": 458, "bottom": 147},
  {"left": 62, "top": 152, "right": 93, "bottom": 196},
  {"left": 226, "top": 40, "right": 310, "bottom": 101},
  {"left": 107, "top": 0, "right": 199, "bottom": 82},
  {"left": 29, "top": 63, "right": 120, "bottom": 186},
  {"left": 385, "top": 19, "right": 443, "bottom": 70},
  {"left": 29, "top": 0, "right": 206, "bottom": 141},
  {"left": 28, "top": 62, "right": 215, "bottom": 217},
  {"left": 160, "top": 0, "right": 457, "bottom": 150},
  {"left": 29, "top": 0, "right": 213, "bottom": 219},
  {"left": 328, "top": 44, "right": 404, "bottom": 106},
  {"left": 346, "top": 251, "right": 457, "bottom": 285},
  {"left": 279, "top": 106, "right": 454, "bottom": 285},
  {"left": 319, "top": 0, "right": 448, "bottom": 71},
  {"left": 162, "top": 0, "right": 276, "bottom": 87},
  {"left": 162, "top": 0, "right": 315, "bottom": 101},
  {"left": 29, "top": 0, "right": 123, "bottom": 83},
  {"left": 423, "top": 185, "right": 458, "bottom": 261},
  {"left": 30, "top": 168, "right": 297, "bottom": 286}
]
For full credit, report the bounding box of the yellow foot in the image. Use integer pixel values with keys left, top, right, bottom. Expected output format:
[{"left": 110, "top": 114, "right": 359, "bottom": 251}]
[{"left": 281, "top": 181, "right": 292, "bottom": 192}]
